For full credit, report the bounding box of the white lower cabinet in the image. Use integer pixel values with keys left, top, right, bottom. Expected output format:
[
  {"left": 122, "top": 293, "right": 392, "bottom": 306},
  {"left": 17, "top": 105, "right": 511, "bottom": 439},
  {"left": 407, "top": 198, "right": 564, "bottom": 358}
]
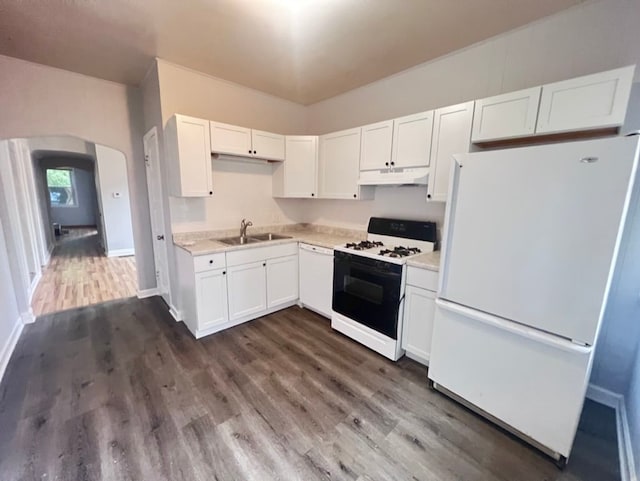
[
  {"left": 266, "top": 255, "right": 299, "bottom": 308},
  {"left": 195, "top": 268, "right": 229, "bottom": 330},
  {"left": 227, "top": 261, "right": 268, "bottom": 321},
  {"left": 402, "top": 266, "right": 439, "bottom": 365}
]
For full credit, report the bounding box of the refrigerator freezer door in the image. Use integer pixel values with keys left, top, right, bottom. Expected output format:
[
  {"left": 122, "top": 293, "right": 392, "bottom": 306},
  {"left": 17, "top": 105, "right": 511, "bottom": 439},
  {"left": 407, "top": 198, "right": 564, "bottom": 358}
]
[
  {"left": 440, "top": 136, "right": 639, "bottom": 345},
  {"left": 429, "top": 299, "right": 593, "bottom": 458}
]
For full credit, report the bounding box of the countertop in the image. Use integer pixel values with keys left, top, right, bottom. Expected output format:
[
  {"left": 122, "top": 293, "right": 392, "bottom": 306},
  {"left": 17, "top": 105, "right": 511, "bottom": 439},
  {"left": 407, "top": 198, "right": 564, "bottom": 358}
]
[
  {"left": 174, "top": 224, "right": 440, "bottom": 272},
  {"left": 406, "top": 251, "right": 441, "bottom": 272},
  {"left": 174, "top": 226, "right": 364, "bottom": 256}
]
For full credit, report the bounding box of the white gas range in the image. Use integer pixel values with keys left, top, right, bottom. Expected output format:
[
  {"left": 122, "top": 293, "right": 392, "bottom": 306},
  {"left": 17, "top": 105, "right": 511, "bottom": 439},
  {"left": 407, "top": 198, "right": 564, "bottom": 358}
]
[{"left": 331, "top": 218, "right": 437, "bottom": 360}]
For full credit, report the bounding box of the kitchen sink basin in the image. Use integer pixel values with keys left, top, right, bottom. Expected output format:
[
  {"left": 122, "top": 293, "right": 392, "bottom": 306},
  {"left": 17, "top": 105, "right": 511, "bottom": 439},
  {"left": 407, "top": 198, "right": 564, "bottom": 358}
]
[
  {"left": 216, "top": 236, "right": 262, "bottom": 246},
  {"left": 250, "top": 233, "right": 292, "bottom": 241},
  {"left": 215, "top": 233, "right": 292, "bottom": 245}
]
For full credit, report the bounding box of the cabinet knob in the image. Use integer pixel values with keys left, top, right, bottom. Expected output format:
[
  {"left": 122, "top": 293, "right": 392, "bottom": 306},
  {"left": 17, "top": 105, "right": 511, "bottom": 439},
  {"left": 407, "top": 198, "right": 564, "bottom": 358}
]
[
  {"left": 353, "top": 194, "right": 357, "bottom": 198},
  {"left": 263, "top": 262, "right": 266, "bottom": 267},
  {"left": 385, "top": 162, "right": 389, "bottom": 166},
  {"left": 311, "top": 193, "right": 315, "bottom": 197},
  {"left": 209, "top": 191, "right": 213, "bottom": 195},
  {"left": 209, "top": 260, "right": 213, "bottom": 264},
  {"left": 248, "top": 149, "right": 252, "bottom": 153},
  {"left": 222, "top": 271, "right": 226, "bottom": 275},
  {"left": 427, "top": 194, "right": 432, "bottom": 199},
  {"left": 253, "top": 150, "right": 257, "bottom": 154},
  {"left": 390, "top": 161, "right": 395, "bottom": 166}
]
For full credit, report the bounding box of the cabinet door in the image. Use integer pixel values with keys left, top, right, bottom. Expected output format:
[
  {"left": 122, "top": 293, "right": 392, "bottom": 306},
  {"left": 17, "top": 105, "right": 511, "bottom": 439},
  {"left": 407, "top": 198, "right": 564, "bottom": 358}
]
[
  {"left": 284, "top": 136, "right": 317, "bottom": 198},
  {"left": 401, "top": 285, "right": 436, "bottom": 364},
  {"left": 427, "top": 101, "right": 474, "bottom": 203},
  {"left": 168, "top": 115, "right": 212, "bottom": 197},
  {"left": 318, "top": 128, "right": 362, "bottom": 199},
  {"left": 360, "top": 120, "right": 393, "bottom": 171},
  {"left": 391, "top": 111, "right": 434, "bottom": 168},
  {"left": 471, "top": 87, "right": 541, "bottom": 142},
  {"left": 210, "top": 121, "right": 253, "bottom": 156},
  {"left": 252, "top": 129, "right": 285, "bottom": 161},
  {"left": 299, "top": 245, "right": 333, "bottom": 318},
  {"left": 195, "top": 268, "right": 229, "bottom": 330},
  {"left": 266, "top": 254, "right": 299, "bottom": 308},
  {"left": 227, "top": 261, "right": 267, "bottom": 321},
  {"left": 537, "top": 65, "right": 634, "bottom": 134}
]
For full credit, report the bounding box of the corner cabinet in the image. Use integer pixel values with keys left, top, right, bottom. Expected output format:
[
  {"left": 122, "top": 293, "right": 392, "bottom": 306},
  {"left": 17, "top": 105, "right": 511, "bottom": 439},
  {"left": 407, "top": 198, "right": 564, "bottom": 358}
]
[
  {"left": 165, "top": 114, "right": 213, "bottom": 197},
  {"left": 273, "top": 136, "right": 318, "bottom": 198},
  {"left": 318, "top": 128, "right": 373, "bottom": 200},
  {"left": 427, "top": 101, "right": 474, "bottom": 203},
  {"left": 210, "top": 121, "right": 285, "bottom": 161},
  {"left": 536, "top": 65, "right": 635, "bottom": 135}
]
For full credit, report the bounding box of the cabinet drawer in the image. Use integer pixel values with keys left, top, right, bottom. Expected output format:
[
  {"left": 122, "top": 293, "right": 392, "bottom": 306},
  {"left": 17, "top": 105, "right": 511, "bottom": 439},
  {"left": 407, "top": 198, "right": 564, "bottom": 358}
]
[
  {"left": 406, "top": 266, "right": 438, "bottom": 291},
  {"left": 193, "top": 252, "right": 227, "bottom": 273},
  {"left": 226, "top": 242, "right": 298, "bottom": 267}
]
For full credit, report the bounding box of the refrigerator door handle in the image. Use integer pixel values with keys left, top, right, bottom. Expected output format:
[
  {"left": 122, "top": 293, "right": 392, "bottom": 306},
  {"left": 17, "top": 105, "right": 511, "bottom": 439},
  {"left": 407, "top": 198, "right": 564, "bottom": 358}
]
[{"left": 436, "top": 299, "right": 592, "bottom": 354}]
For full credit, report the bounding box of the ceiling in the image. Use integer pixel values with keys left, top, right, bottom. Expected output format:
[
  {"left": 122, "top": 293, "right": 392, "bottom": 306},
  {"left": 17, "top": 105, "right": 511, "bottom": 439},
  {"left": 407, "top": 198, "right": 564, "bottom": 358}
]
[{"left": 0, "top": 0, "right": 584, "bottom": 104}]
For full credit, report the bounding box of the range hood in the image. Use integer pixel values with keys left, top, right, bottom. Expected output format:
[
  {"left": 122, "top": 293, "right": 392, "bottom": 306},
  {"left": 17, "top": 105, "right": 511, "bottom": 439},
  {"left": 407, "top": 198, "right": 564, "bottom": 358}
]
[{"left": 357, "top": 167, "right": 429, "bottom": 186}]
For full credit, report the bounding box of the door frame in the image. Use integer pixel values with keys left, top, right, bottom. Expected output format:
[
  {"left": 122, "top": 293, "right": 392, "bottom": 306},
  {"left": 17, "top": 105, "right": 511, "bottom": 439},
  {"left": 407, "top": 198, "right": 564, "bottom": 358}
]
[{"left": 143, "top": 127, "right": 170, "bottom": 304}]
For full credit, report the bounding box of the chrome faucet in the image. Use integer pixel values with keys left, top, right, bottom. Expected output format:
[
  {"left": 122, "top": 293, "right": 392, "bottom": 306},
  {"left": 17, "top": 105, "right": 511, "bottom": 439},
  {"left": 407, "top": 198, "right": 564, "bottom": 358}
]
[{"left": 240, "top": 218, "right": 253, "bottom": 241}]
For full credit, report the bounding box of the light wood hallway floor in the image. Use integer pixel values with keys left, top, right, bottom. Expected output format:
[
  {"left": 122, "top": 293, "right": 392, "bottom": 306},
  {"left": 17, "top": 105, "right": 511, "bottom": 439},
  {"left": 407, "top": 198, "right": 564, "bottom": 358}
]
[
  {"left": 31, "top": 228, "right": 137, "bottom": 316},
  {"left": 0, "top": 297, "right": 619, "bottom": 481}
]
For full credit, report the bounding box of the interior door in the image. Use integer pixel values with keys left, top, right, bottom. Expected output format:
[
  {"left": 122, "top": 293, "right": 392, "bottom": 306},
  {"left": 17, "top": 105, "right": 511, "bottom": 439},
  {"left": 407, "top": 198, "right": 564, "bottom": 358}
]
[
  {"left": 441, "top": 136, "right": 639, "bottom": 345},
  {"left": 143, "top": 127, "right": 170, "bottom": 303}
]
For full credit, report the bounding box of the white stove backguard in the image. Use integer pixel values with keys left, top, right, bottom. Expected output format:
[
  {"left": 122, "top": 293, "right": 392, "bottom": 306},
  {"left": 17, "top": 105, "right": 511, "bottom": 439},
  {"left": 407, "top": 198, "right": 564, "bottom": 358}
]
[{"left": 368, "top": 233, "right": 435, "bottom": 253}]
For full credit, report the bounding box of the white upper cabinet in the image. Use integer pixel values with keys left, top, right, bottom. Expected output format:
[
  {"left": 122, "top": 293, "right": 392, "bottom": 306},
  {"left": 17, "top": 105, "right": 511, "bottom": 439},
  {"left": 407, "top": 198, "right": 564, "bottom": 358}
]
[
  {"left": 165, "top": 114, "right": 213, "bottom": 197},
  {"left": 251, "top": 129, "right": 285, "bottom": 161},
  {"left": 391, "top": 111, "right": 434, "bottom": 168},
  {"left": 318, "top": 128, "right": 372, "bottom": 200},
  {"left": 427, "top": 101, "right": 474, "bottom": 203},
  {"left": 359, "top": 120, "right": 393, "bottom": 171},
  {"left": 471, "top": 87, "right": 541, "bottom": 142},
  {"left": 536, "top": 65, "right": 635, "bottom": 134},
  {"left": 273, "top": 136, "right": 318, "bottom": 198},
  {"left": 210, "top": 121, "right": 252, "bottom": 157},
  {"left": 210, "top": 121, "right": 285, "bottom": 161}
]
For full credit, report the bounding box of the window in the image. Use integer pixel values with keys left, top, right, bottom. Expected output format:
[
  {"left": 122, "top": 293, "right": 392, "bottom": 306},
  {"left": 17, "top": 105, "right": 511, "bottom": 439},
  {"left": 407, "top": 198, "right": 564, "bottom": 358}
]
[{"left": 46, "top": 168, "right": 77, "bottom": 207}]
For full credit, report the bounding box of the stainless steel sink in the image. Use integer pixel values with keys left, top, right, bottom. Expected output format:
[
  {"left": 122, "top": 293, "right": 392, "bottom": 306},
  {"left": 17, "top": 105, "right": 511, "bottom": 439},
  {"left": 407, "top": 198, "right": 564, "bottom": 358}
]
[
  {"left": 216, "top": 236, "right": 262, "bottom": 246},
  {"left": 250, "top": 233, "right": 292, "bottom": 241},
  {"left": 215, "top": 233, "right": 292, "bottom": 245}
]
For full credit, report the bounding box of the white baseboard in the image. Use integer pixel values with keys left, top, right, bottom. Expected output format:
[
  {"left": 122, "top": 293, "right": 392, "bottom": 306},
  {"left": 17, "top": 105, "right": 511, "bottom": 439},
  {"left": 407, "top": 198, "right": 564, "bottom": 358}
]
[
  {"left": 587, "top": 383, "right": 637, "bottom": 481},
  {"left": 0, "top": 318, "right": 23, "bottom": 383},
  {"left": 586, "top": 383, "right": 622, "bottom": 408},
  {"left": 137, "top": 288, "right": 159, "bottom": 299},
  {"left": 169, "top": 305, "right": 182, "bottom": 322},
  {"left": 107, "top": 248, "right": 135, "bottom": 258},
  {"left": 20, "top": 308, "right": 35, "bottom": 324}
]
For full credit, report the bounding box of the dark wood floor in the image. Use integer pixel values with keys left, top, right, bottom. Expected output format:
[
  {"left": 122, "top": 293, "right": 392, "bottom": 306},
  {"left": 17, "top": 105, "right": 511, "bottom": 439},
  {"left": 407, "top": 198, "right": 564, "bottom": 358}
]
[{"left": 0, "top": 297, "right": 619, "bottom": 481}]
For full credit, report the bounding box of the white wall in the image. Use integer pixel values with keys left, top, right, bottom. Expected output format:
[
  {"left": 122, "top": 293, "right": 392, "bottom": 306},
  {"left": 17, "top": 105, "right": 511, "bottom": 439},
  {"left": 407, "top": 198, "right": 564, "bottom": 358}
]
[
  {"left": 155, "top": 59, "right": 309, "bottom": 233},
  {"left": 626, "top": 341, "right": 640, "bottom": 476},
  {"left": 94, "top": 144, "right": 135, "bottom": 255},
  {"left": 42, "top": 160, "right": 98, "bottom": 227},
  {"left": 0, "top": 216, "right": 22, "bottom": 381},
  {"left": 0, "top": 54, "right": 154, "bottom": 290}
]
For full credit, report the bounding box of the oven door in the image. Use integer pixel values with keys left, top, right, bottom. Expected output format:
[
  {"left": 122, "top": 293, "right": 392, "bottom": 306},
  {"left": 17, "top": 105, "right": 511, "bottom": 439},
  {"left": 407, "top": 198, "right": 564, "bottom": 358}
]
[{"left": 332, "top": 251, "right": 403, "bottom": 339}]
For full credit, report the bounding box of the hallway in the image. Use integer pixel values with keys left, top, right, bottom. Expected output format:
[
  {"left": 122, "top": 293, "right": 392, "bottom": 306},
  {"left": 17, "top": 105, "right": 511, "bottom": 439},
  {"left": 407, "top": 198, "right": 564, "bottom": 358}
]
[{"left": 31, "top": 228, "right": 137, "bottom": 316}]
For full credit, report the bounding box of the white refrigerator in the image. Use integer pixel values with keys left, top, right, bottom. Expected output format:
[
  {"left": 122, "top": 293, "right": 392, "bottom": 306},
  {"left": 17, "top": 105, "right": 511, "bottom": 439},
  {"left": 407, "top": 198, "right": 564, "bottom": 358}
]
[{"left": 429, "top": 136, "right": 640, "bottom": 464}]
